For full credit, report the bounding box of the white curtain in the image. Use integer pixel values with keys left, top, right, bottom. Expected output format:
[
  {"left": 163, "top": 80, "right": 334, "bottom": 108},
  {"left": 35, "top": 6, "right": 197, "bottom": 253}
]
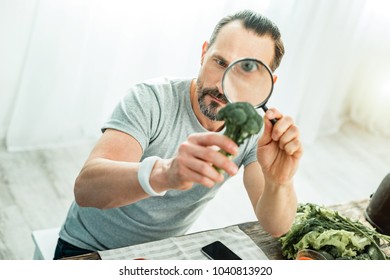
[
  {"left": 2, "top": 0, "right": 390, "bottom": 151},
  {"left": 266, "top": 0, "right": 390, "bottom": 142},
  {"left": 344, "top": 1, "right": 390, "bottom": 136}
]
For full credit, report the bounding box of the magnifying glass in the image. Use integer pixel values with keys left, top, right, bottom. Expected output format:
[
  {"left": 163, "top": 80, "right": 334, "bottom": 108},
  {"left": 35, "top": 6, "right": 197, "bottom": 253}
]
[{"left": 222, "top": 58, "right": 277, "bottom": 124}]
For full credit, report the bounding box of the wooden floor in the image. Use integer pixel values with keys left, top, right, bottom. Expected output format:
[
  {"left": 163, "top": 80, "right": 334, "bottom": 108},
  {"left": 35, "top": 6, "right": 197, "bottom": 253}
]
[{"left": 0, "top": 121, "right": 389, "bottom": 259}]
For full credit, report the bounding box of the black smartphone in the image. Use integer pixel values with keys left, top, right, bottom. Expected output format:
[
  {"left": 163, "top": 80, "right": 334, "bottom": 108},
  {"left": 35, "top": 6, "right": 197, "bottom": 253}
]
[{"left": 201, "top": 241, "right": 242, "bottom": 260}]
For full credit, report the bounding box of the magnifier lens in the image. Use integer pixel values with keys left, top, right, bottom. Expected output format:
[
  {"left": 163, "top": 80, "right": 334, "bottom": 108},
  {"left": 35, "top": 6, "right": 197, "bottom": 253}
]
[{"left": 222, "top": 59, "right": 273, "bottom": 108}]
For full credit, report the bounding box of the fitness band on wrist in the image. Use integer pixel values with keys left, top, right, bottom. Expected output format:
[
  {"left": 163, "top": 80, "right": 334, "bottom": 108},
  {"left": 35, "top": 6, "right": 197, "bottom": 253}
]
[{"left": 138, "top": 156, "right": 167, "bottom": 197}]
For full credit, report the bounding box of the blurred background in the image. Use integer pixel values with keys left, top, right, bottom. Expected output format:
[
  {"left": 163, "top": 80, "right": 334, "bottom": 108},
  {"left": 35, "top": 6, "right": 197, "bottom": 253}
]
[{"left": 0, "top": 0, "right": 389, "bottom": 259}]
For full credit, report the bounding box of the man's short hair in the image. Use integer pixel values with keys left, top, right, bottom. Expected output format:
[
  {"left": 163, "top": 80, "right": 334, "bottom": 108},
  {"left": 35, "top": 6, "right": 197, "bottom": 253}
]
[{"left": 208, "top": 10, "right": 285, "bottom": 71}]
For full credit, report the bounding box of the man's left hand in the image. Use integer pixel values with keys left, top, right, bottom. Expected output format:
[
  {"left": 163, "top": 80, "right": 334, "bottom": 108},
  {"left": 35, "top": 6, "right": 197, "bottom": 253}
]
[{"left": 257, "top": 108, "right": 303, "bottom": 186}]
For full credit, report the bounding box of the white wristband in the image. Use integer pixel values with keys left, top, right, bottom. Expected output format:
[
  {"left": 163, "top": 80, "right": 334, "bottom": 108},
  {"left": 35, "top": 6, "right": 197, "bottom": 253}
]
[{"left": 138, "top": 156, "right": 167, "bottom": 197}]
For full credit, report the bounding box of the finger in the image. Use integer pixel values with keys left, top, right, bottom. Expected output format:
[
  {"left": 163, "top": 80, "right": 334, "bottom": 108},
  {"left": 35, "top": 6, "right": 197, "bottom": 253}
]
[
  {"left": 188, "top": 133, "right": 238, "bottom": 156},
  {"left": 184, "top": 165, "right": 220, "bottom": 188},
  {"left": 284, "top": 139, "right": 304, "bottom": 157},
  {"left": 258, "top": 115, "right": 273, "bottom": 146},
  {"left": 259, "top": 108, "right": 283, "bottom": 146},
  {"left": 174, "top": 162, "right": 217, "bottom": 188},
  {"left": 265, "top": 108, "right": 283, "bottom": 120},
  {"left": 184, "top": 155, "right": 225, "bottom": 181},
  {"left": 278, "top": 125, "right": 300, "bottom": 151},
  {"left": 193, "top": 146, "right": 238, "bottom": 176},
  {"left": 270, "top": 115, "right": 294, "bottom": 142},
  {"left": 179, "top": 140, "right": 238, "bottom": 176}
]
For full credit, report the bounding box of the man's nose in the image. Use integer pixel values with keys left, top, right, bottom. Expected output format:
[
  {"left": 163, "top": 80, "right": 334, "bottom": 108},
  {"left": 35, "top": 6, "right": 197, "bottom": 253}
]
[{"left": 216, "top": 80, "right": 223, "bottom": 94}]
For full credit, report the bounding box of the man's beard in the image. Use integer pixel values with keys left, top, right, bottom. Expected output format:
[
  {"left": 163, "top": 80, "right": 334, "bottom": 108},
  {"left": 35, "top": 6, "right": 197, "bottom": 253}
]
[{"left": 196, "top": 80, "right": 229, "bottom": 121}]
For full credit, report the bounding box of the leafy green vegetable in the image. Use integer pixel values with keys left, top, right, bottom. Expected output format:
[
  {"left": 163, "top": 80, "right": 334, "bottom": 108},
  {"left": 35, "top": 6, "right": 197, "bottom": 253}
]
[
  {"left": 279, "top": 203, "right": 390, "bottom": 260},
  {"left": 215, "top": 102, "right": 263, "bottom": 173}
]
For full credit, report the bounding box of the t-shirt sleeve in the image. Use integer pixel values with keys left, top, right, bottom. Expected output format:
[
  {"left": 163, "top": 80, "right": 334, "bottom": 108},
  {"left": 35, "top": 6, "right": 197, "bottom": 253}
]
[
  {"left": 101, "top": 83, "right": 160, "bottom": 152},
  {"left": 241, "top": 127, "right": 263, "bottom": 167}
]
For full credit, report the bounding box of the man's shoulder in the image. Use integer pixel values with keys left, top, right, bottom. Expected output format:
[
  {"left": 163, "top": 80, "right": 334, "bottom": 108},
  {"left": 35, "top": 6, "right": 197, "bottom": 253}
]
[{"left": 121, "top": 76, "right": 192, "bottom": 110}]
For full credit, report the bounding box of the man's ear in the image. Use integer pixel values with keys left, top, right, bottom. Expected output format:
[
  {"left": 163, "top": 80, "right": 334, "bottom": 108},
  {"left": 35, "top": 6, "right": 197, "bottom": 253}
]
[
  {"left": 272, "top": 75, "right": 278, "bottom": 84},
  {"left": 201, "top": 41, "right": 209, "bottom": 65}
]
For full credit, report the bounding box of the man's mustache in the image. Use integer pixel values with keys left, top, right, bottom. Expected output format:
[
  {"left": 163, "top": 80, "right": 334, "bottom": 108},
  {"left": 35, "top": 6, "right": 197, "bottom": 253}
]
[{"left": 201, "top": 88, "right": 229, "bottom": 104}]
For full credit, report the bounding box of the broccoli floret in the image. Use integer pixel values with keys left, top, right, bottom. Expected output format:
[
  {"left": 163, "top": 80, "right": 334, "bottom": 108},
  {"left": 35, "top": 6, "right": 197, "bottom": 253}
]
[{"left": 214, "top": 102, "right": 263, "bottom": 173}]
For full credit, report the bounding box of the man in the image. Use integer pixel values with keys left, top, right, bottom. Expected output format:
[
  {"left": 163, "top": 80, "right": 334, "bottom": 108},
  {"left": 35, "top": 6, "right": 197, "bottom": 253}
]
[{"left": 54, "top": 10, "right": 303, "bottom": 259}]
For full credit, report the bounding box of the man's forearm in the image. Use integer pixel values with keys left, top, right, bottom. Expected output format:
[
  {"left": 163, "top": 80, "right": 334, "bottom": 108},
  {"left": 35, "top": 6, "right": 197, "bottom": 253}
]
[
  {"left": 74, "top": 158, "right": 149, "bottom": 209},
  {"left": 255, "top": 181, "right": 297, "bottom": 237}
]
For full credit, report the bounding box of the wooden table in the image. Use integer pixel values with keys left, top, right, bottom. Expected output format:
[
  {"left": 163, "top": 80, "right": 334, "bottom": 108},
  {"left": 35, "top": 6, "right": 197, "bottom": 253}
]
[{"left": 63, "top": 198, "right": 370, "bottom": 260}]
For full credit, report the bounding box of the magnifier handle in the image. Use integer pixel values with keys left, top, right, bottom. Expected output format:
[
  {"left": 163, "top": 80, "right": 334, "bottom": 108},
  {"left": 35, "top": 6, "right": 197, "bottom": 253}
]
[{"left": 262, "top": 105, "right": 278, "bottom": 125}]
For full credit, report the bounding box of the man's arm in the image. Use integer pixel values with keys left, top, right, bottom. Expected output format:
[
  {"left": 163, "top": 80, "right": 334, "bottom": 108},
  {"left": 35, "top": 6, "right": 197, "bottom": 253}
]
[
  {"left": 74, "top": 129, "right": 239, "bottom": 209},
  {"left": 243, "top": 162, "right": 297, "bottom": 237},
  {"left": 243, "top": 108, "right": 302, "bottom": 237},
  {"left": 74, "top": 129, "right": 147, "bottom": 208}
]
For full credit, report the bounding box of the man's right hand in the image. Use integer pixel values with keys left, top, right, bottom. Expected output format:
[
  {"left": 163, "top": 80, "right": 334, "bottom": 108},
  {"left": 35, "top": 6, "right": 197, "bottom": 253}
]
[{"left": 150, "top": 132, "right": 239, "bottom": 192}]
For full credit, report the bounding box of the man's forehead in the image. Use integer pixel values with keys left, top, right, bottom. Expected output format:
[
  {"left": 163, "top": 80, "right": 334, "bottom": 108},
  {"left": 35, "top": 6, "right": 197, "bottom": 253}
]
[{"left": 210, "top": 21, "right": 274, "bottom": 67}]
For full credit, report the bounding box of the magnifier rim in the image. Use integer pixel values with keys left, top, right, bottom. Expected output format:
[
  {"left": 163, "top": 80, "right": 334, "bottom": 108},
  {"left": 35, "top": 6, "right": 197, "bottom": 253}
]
[{"left": 222, "top": 57, "right": 274, "bottom": 109}]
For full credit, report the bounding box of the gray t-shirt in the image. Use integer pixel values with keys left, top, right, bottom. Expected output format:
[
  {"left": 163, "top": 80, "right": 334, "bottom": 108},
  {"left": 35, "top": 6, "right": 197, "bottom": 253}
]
[{"left": 59, "top": 77, "right": 260, "bottom": 251}]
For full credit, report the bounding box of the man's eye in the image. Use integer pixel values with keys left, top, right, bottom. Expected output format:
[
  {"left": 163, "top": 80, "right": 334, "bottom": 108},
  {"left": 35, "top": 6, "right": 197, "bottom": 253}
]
[
  {"left": 215, "top": 59, "right": 228, "bottom": 68},
  {"left": 239, "top": 61, "right": 259, "bottom": 72}
]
